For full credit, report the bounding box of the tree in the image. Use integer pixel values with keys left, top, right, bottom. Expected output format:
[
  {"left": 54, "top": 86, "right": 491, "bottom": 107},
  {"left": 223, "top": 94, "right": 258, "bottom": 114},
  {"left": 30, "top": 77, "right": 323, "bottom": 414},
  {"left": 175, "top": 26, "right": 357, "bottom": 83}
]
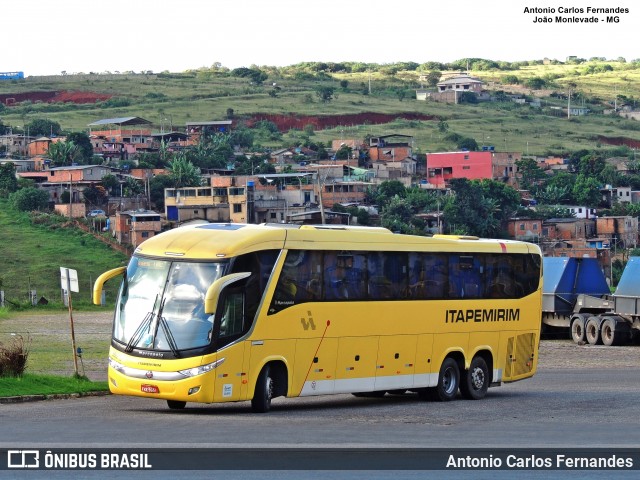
[
  {"left": 149, "top": 174, "right": 174, "bottom": 210},
  {"left": 444, "top": 178, "right": 516, "bottom": 237},
  {"left": 187, "top": 133, "right": 233, "bottom": 169},
  {"left": 515, "top": 158, "right": 546, "bottom": 192},
  {"left": 0, "top": 163, "right": 19, "bottom": 197},
  {"left": 47, "top": 140, "right": 79, "bottom": 167},
  {"left": 381, "top": 197, "right": 423, "bottom": 234},
  {"left": 374, "top": 180, "right": 406, "bottom": 204},
  {"left": 10, "top": 187, "right": 50, "bottom": 211},
  {"left": 167, "top": 154, "right": 202, "bottom": 188},
  {"left": 82, "top": 185, "right": 108, "bottom": 206},
  {"left": 457, "top": 137, "right": 479, "bottom": 151},
  {"left": 26, "top": 119, "right": 62, "bottom": 137},
  {"left": 315, "top": 86, "right": 335, "bottom": 103},
  {"left": 101, "top": 174, "right": 120, "bottom": 196},
  {"left": 572, "top": 174, "right": 601, "bottom": 206},
  {"left": 65, "top": 132, "right": 94, "bottom": 163},
  {"left": 123, "top": 177, "right": 143, "bottom": 197},
  {"left": 426, "top": 71, "right": 441, "bottom": 88}
]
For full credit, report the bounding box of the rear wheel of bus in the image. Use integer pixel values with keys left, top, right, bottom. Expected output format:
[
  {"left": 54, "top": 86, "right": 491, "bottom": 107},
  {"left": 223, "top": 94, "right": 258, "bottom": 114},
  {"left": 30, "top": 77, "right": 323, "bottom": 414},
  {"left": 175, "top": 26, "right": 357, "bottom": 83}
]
[
  {"left": 421, "top": 357, "right": 460, "bottom": 402},
  {"left": 460, "top": 356, "right": 489, "bottom": 400}
]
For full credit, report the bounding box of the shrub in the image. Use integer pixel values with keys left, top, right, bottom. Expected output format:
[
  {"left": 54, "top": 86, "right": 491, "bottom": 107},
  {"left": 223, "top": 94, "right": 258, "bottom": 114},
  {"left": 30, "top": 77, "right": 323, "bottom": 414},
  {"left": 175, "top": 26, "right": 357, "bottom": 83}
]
[{"left": 0, "top": 334, "right": 31, "bottom": 377}]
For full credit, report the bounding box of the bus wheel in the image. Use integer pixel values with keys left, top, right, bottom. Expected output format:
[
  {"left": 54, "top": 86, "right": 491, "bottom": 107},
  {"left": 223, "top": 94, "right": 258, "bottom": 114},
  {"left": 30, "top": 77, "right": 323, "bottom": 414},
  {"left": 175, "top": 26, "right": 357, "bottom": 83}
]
[
  {"left": 585, "top": 317, "right": 602, "bottom": 345},
  {"left": 251, "top": 365, "right": 274, "bottom": 413},
  {"left": 426, "top": 358, "right": 460, "bottom": 402},
  {"left": 167, "top": 400, "right": 186, "bottom": 410},
  {"left": 570, "top": 315, "right": 587, "bottom": 344},
  {"left": 460, "top": 356, "right": 489, "bottom": 400}
]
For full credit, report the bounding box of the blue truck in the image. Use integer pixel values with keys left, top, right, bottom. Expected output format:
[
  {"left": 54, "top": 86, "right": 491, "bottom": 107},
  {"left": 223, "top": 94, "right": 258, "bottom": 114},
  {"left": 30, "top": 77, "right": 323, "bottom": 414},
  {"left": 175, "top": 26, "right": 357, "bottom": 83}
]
[{"left": 543, "top": 256, "right": 640, "bottom": 346}]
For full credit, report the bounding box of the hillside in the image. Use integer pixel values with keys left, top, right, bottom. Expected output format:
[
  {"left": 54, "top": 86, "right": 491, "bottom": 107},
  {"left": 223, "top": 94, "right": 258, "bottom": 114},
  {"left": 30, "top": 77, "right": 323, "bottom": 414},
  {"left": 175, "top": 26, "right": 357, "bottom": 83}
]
[
  {"left": 0, "top": 200, "right": 128, "bottom": 307},
  {"left": 1, "top": 60, "right": 640, "bottom": 157}
]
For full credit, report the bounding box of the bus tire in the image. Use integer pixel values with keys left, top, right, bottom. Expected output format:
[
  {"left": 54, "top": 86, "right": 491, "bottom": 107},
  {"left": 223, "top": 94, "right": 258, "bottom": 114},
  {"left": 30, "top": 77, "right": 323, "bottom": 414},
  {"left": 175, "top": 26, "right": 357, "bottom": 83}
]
[
  {"left": 460, "top": 356, "right": 489, "bottom": 400},
  {"left": 570, "top": 315, "right": 587, "bottom": 344},
  {"left": 251, "top": 365, "right": 274, "bottom": 413},
  {"left": 426, "top": 357, "right": 460, "bottom": 402},
  {"left": 167, "top": 400, "right": 186, "bottom": 410},
  {"left": 586, "top": 317, "right": 602, "bottom": 345}
]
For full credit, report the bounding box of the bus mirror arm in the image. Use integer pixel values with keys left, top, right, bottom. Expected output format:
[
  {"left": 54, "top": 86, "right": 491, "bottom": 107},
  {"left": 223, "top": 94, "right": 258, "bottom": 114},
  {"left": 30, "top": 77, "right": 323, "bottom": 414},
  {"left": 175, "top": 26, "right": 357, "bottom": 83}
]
[
  {"left": 204, "top": 272, "right": 252, "bottom": 315},
  {"left": 93, "top": 267, "right": 126, "bottom": 305}
]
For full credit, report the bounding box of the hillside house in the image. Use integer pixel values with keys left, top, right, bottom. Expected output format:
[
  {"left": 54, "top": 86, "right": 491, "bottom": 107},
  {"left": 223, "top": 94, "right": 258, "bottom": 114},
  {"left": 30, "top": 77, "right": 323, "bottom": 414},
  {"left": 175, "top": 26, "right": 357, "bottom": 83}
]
[
  {"left": 425, "top": 151, "right": 493, "bottom": 188},
  {"left": 596, "top": 216, "right": 638, "bottom": 249},
  {"left": 542, "top": 218, "right": 596, "bottom": 242},
  {"left": 437, "top": 75, "right": 484, "bottom": 93},
  {"left": 113, "top": 209, "right": 162, "bottom": 247},
  {"left": 368, "top": 135, "right": 413, "bottom": 162},
  {"left": 507, "top": 218, "right": 543, "bottom": 242}
]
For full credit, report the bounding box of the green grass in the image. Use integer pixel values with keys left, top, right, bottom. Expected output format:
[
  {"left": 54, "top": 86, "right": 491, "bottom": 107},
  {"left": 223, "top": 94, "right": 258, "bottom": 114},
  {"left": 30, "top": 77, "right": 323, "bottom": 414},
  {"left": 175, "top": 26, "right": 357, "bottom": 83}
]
[
  {"left": 0, "top": 199, "right": 128, "bottom": 307},
  {"left": 0, "top": 62, "right": 638, "bottom": 158},
  {"left": 0, "top": 374, "right": 108, "bottom": 397}
]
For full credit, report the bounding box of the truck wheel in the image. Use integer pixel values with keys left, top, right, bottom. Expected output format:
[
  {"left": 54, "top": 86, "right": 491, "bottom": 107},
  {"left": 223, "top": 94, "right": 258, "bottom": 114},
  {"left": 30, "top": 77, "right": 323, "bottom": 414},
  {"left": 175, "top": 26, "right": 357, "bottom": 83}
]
[
  {"left": 585, "top": 317, "right": 602, "bottom": 345},
  {"left": 570, "top": 316, "right": 586, "bottom": 344},
  {"left": 601, "top": 317, "right": 630, "bottom": 347}
]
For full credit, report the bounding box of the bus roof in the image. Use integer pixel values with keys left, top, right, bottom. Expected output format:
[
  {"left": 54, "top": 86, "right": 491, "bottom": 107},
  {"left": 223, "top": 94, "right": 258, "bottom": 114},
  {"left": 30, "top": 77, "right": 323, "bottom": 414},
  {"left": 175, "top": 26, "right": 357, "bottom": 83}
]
[{"left": 133, "top": 223, "right": 539, "bottom": 260}]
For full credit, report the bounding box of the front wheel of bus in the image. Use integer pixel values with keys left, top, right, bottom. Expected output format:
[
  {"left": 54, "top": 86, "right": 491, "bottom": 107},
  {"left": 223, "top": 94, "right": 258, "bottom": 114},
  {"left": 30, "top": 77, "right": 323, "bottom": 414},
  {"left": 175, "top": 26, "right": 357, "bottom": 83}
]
[
  {"left": 460, "top": 356, "right": 489, "bottom": 400},
  {"left": 167, "top": 400, "right": 186, "bottom": 410},
  {"left": 424, "top": 357, "right": 460, "bottom": 402},
  {"left": 251, "top": 365, "right": 274, "bottom": 413}
]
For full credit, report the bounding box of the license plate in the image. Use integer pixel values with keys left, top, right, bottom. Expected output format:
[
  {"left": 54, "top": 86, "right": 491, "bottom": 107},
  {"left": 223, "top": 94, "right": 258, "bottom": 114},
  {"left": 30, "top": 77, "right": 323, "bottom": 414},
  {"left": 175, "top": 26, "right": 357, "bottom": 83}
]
[{"left": 141, "top": 384, "right": 159, "bottom": 394}]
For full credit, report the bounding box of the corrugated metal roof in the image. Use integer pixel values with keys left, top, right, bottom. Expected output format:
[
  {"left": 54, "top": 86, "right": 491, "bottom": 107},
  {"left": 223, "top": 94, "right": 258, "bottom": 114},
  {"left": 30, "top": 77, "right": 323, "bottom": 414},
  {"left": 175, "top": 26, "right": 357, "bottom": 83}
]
[{"left": 88, "top": 117, "right": 152, "bottom": 126}]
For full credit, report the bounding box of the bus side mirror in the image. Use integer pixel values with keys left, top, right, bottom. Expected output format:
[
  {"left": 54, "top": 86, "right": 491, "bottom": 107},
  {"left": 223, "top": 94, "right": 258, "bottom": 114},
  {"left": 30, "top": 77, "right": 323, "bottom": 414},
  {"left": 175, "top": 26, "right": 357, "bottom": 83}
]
[
  {"left": 93, "top": 267, "right": 126, "bottom": 305},
  {"left": 204, "top": 272, "right": 251, "bottom": 315}
]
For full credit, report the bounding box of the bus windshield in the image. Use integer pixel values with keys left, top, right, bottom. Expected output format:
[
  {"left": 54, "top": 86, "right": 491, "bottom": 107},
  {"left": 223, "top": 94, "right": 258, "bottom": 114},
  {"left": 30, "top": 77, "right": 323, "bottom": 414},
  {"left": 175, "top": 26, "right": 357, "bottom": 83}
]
[{"left": 114, "top": 256, "right": 228, "bottom": 352}]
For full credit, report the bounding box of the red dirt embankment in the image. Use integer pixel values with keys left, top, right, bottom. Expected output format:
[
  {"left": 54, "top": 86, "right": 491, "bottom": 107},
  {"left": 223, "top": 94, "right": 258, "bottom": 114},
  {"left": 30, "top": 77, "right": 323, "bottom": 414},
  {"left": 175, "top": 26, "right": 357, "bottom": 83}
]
[
  {"left": 247, "top": 112, "right": 436, "bottom": 132},
  {"left": 598, "top": 135, "right": 640, "bottom": 149},
  {"left": 0, "top": 90, "right": 112, "bottom": 106}
]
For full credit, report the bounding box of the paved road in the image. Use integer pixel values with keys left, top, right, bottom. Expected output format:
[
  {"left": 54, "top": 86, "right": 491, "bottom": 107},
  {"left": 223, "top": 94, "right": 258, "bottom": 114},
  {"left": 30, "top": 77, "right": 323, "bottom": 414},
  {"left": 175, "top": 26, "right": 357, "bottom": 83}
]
[
  {"left": 2, "top": 368, "right": 639, "bottom": 448},
  {"left": 3, "top": 368, "right": 638, "bottom": 479}
]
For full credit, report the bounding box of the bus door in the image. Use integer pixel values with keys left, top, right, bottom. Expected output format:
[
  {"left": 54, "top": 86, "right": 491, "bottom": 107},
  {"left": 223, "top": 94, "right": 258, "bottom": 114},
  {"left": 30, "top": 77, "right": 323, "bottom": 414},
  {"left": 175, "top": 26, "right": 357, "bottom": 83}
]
[{"left": 212, "top": 285, "right": 249, "bottom": 402}]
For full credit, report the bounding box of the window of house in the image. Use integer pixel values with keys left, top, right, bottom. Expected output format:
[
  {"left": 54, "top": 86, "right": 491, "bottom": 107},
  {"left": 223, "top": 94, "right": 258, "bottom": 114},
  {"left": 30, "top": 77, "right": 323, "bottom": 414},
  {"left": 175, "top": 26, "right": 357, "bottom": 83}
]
[
  {"left": 141, "top": 232, "right": 149, "bottom": 238},
  {"left": 194, "top": 210, "right": 199, "bottom": 214},
  {"left": 520, "top": 224, "right": 525, "bottom": 231},
  {"left": 533, "top": 224, "right": 539, "bottom": 231},
  {"left": 464, "top": 155, "right": 469, "bottom": 160},
  {"left": 462, "top": 166, "right": 470, "bottom": 170},
  {"left": 233, "top": 204, "right": 242, "bottom": 213},
  {"left": 270, "top": 212, "right": 277, "bottom": 219}
]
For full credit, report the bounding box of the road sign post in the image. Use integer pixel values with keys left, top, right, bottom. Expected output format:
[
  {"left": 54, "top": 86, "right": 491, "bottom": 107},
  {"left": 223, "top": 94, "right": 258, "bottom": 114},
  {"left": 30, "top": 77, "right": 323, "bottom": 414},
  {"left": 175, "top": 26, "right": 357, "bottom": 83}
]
[{"left": 60, "top": 267, "right": 80, "bottom": 377}]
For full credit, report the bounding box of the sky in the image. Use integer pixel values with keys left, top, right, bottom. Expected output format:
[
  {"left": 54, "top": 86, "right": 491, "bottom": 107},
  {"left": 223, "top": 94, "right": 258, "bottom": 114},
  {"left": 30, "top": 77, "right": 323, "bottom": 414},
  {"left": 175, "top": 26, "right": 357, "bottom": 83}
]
[{"left": 3, "top": 0, "right": 638, "bottom": 76}]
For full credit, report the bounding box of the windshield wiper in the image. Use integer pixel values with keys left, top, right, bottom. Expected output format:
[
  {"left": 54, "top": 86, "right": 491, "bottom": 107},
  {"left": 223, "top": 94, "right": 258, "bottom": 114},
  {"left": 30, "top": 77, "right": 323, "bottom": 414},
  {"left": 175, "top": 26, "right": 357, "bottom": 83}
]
[
  {"left": 124, "top": 294, "right": 158, "bottom": 353},
  {"left": 157, "top": 299, "right": 180, "bottom": 358}
]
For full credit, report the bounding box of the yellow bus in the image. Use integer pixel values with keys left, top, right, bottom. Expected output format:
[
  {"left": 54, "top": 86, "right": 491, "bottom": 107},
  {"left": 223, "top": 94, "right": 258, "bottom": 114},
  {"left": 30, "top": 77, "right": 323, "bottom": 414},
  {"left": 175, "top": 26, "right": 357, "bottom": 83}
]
[{"left": 94, "top": 223, "right": 542, "bottom": 412}]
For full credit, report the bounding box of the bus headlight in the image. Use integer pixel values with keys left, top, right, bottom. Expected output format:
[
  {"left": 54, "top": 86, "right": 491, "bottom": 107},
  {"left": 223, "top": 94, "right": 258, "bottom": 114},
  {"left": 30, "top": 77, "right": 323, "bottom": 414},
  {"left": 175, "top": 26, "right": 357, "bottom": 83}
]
[
  {"left": 178, "top": 358, "right": 225, "bottom": 378},
  {"left": 108, "top": 357, "right": 126, "bottom": 374}
]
